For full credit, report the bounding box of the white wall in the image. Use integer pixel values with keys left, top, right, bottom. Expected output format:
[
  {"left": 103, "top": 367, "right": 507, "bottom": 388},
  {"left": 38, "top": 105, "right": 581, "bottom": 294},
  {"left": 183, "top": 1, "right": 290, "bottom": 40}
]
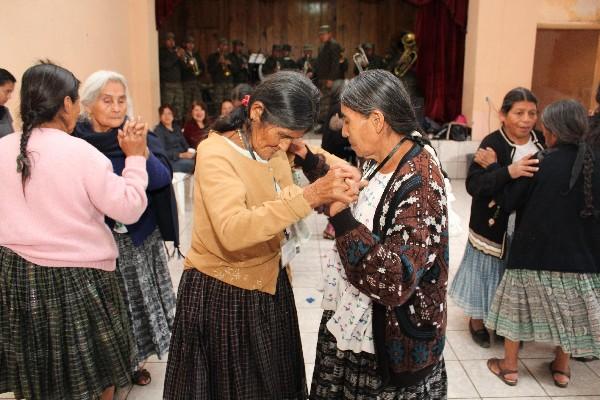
[{"left": 0, "top": 0, "right": 160, "bottom": 129}]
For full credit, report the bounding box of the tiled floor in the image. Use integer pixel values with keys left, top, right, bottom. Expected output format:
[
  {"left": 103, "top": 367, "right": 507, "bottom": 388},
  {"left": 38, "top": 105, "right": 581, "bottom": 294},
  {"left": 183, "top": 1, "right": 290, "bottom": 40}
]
[{"left": 3, "top": 175, "right": 599, "bottom": 399}]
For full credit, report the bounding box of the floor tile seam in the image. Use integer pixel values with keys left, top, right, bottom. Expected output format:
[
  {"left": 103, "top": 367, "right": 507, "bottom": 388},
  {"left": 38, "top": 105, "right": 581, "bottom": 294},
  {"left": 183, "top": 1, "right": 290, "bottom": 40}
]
[
  {"left": 520, "top": 357, "right": 552, "bottom": 397},
  {"left": 456, "top": 358, "right": 483, "bottom": 399}
]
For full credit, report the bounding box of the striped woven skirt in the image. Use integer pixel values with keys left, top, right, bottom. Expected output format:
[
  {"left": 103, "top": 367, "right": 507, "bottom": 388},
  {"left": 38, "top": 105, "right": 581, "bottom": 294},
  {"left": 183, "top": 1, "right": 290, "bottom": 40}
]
[
  {"left": 164, "top": 268, "right": 308, "bottom": 400},
  {"left": 448, "top": 240, "right": 506, "bottom": 320},
  {"left": 114, "top": 229, "right": 176, "bottom": 367},
  {"left": 310, "top": 310, "right": 447, "bottom": 400},
  {"left": 486, "top": 269, "right": 600, "bottom": 358},
  {"left": 0, "top": 246, "right": 133, "bottom": 400}
]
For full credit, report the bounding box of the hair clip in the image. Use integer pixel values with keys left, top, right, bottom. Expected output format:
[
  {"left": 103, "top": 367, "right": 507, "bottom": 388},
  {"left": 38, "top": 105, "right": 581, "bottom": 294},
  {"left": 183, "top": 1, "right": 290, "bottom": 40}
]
[{"left": 241, "top": 95, "right": 250, "bottom": 107}]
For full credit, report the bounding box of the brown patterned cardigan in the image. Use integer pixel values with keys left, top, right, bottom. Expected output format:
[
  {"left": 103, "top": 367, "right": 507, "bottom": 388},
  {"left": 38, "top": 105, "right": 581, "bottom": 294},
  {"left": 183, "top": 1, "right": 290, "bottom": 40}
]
[{"left": 298, "top": 143, "right": 449, "bottom": 387}]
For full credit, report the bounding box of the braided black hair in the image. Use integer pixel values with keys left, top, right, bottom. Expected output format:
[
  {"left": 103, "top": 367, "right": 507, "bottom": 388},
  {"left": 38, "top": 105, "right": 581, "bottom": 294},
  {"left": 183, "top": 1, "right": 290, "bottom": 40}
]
[
  {"left": 18, "top": 62, "right": 80, "bottom": 190},
  {"left": 582, "top": 112, "right": 600, "bottom": 219},
  {"left": 580, "top": 148, "right": 598, "bottom": 219},
  {"left": 542, "top": 99, "right": 597, "bottom": 219}
]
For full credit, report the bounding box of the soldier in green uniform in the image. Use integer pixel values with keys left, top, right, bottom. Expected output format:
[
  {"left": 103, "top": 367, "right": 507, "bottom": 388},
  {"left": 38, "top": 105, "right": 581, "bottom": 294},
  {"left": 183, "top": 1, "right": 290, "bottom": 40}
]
[
  {"left": 159, "top": 32, "right": 185, "bottom": 122},
  {"left": 207, "top": 38, "right": 235, "bottom": 116},
  {"left": 280, "top": 44, "right": 297, "bottom": 70},
  {"left": 261, "top": 44, "right": 282, "bottom": 77},
  {"left": 229, "top": 39, "right": 249, "bottom": 85},
  {"left": 314, "top": 25, "right": 342, "bottom": 124},
  {"left": 181, "top": 35, "right": 206, "bottom": 118}
]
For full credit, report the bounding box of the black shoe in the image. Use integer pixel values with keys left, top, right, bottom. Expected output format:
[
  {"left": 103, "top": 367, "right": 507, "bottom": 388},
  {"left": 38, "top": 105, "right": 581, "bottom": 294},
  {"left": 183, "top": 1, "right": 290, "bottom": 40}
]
[
  {"left": 469, "top": 320, "right": 491, "bottom": 348},
  {"left": 572, "top": 356, "right": 599, "bottom": 362}
]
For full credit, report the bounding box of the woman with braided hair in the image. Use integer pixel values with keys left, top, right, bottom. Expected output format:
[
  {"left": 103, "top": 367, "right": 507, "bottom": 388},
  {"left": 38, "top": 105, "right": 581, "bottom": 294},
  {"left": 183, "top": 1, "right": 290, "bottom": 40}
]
[
  {"left": 0, "top": 62, "right": 149, "bottom": 400},
  {"left": 486, "top": 99, "right": 600, "bottom": 388},
  {"left": 309, "top": 69, "right": 449, "bottom": 399}
]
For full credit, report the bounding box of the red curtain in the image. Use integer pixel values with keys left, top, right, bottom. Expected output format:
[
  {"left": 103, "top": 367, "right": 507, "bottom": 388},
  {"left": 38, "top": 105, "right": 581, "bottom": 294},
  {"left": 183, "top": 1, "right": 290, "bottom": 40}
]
[
  {"left": 155, "top": 0, "right": 183, "bottom": 29},
  {"left": 405, "top": 0, "right": 469, "bottom": 122}
]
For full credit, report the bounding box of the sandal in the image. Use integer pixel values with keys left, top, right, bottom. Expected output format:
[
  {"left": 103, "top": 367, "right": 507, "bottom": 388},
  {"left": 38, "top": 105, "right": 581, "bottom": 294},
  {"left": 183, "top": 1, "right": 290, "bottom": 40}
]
[
  {"left": 549, "top": 361, "right": 570, "bottom": 388},
  {"left": 487, "top": 358, "right": 518, "bottom": 386},
  {"left": 132, "top": 368, "right": 152, "bottom": 386}
]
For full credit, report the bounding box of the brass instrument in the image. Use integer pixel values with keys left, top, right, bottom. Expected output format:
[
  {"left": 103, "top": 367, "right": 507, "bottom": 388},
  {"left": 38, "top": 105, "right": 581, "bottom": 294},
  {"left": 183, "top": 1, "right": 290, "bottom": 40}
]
[
  {"left": 184, "top": 52, "right": 201, "bottom": 76},
  {"left": 276, "top": 60, "right": 281, "bottom": 72},
  {"left": 303, "top": 58, "right": 312, "bottom": 75},
  {"left": 393, "top": 33, "right": 418, "bottom": 78},
  {"left": 219, "top": 50, "right": 232, "bottom": 77},
  {"left": 353, "top": 45, "right": 369, "bottom": 73}
]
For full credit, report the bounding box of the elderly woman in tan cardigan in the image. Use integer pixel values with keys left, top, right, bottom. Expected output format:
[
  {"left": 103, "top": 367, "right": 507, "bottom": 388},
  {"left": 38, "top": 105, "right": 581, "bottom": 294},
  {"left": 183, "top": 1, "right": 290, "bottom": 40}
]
[{"left": 164, "top": 71, "right": 361, "bottom": 399}]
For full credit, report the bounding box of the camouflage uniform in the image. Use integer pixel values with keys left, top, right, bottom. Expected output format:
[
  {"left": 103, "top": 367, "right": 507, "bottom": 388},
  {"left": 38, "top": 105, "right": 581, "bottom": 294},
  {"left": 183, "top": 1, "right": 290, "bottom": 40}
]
[
  {"left": 159, "top": 46, "right": 184, "bottom": 121},
  {"left": 207, "top": 51, "right": 235, "bottom": 115}
]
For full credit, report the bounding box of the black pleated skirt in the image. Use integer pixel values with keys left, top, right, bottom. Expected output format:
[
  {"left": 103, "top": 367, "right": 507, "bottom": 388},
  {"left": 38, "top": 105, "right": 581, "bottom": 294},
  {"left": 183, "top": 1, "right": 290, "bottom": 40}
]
[
  {"left": 164, "top": 268, "right": 308, "bottom": 400},
  {"left": 310, "top": 311, "right": 448, "bottom": 400},
  {"left": 0, "top": 246, "right": 133, "bottom": 400}
]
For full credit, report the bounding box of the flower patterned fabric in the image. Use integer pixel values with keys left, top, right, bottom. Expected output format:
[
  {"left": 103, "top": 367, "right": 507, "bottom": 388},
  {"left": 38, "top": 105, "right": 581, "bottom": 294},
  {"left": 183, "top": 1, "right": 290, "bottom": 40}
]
[{"left": 321, "top": 171, "right": 393, "bottom": 354}]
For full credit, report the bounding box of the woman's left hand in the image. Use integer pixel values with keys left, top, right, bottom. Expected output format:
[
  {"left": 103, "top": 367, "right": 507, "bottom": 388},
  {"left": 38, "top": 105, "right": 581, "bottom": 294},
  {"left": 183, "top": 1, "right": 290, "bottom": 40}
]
[
  {"left": 473, "top": 147, "right": 497, "bottom": 168},
  {"left": 288, "top": 138, "right": 308, "bottom": 159}
]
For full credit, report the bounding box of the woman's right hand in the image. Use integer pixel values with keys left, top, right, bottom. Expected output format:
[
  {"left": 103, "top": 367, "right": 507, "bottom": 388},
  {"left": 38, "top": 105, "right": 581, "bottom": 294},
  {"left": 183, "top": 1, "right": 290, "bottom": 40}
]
[
  {"left": 118, "top": 119, "right": 148, "bottom": 158},
  {"left": 473, "top": 147, "right": 497, "bottom": 168},
  {"left": 508, "top": 153, "right": 539, "bottom": 178}
]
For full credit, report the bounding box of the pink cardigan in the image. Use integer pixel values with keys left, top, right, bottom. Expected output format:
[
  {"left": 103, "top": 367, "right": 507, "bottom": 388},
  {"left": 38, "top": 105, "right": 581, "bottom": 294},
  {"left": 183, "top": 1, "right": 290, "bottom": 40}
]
[{"left": 0, "top": 128, "right": 148, "bottom": 271}]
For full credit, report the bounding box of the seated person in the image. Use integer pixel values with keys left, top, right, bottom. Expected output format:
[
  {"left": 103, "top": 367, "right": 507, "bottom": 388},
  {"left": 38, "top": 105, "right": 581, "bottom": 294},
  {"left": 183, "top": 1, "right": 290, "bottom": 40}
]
[
  {"left": 183, "top": 100, "right": 210, "bottom": 149},
  {"left": 154, "top": 104, "right": 195, "bottom": 173},
  {"left": 219, "top": 99, "right": 234, "bottom": 118}
]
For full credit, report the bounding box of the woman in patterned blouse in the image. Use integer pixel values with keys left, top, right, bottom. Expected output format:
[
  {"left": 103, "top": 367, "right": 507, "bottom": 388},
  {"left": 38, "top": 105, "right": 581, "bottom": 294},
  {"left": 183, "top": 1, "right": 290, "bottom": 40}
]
[{"left": 301, "top": 70, "right": 449, "bottom": 400}]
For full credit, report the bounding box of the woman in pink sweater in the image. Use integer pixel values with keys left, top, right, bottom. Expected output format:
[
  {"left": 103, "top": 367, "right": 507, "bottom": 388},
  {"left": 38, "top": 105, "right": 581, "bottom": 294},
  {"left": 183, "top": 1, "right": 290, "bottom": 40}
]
[{"left": 0, "top": 62, "right": 148, "bottom": 400}]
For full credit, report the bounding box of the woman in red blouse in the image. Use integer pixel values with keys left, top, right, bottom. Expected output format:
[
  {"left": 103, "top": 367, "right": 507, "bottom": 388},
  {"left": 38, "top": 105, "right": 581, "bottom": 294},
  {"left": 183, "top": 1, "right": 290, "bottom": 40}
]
[{"left": 183, "top": 100, "right": 210, "bottom": 149}]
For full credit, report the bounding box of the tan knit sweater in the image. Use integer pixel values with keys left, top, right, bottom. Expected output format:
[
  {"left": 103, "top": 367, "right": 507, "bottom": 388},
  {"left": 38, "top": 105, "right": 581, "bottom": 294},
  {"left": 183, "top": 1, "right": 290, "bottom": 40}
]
[{"left": 184, "top": 133, "right": 312, "bottom": 294}]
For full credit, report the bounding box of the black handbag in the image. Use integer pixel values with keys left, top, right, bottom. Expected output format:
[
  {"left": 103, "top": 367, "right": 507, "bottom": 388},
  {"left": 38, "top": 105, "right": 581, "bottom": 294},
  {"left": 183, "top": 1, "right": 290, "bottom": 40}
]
[{"left": 433, "top": 122, "right": 471, "bottom": 141}]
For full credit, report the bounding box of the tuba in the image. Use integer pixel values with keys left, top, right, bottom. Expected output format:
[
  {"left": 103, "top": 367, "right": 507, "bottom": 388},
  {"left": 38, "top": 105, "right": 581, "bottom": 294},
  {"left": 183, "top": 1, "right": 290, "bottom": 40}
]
[
  {"left": 352, "top": 45, "right": 369, "bottom": 73},
  {"left": 393, "top": 33, "right": 418, "bottom": 78}
]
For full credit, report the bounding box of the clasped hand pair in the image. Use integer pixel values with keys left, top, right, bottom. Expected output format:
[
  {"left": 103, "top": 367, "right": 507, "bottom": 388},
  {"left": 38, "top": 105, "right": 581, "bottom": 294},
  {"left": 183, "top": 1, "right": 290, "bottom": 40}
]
[
  {"left": 304, "top": 163, "right": 366, "bottom": 216},
  {"left": 118, "top": 117, "right": 149, "bottom": 158}
]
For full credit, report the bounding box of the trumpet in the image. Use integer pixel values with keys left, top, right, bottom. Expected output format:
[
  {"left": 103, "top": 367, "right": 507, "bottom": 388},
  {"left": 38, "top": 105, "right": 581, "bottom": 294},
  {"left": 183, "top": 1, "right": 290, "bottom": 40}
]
[
  {"left": 303, "top": 58, "right": 312, "bottom": 75},
  {"left": 219, "top": 51, "right": 232, "bottom": 77},
  {"left": 184, "top": 52, "right": 201, "bottom": 76},
  {"left": 353, "top": 45, "right": 369, "bottom": 73}
]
